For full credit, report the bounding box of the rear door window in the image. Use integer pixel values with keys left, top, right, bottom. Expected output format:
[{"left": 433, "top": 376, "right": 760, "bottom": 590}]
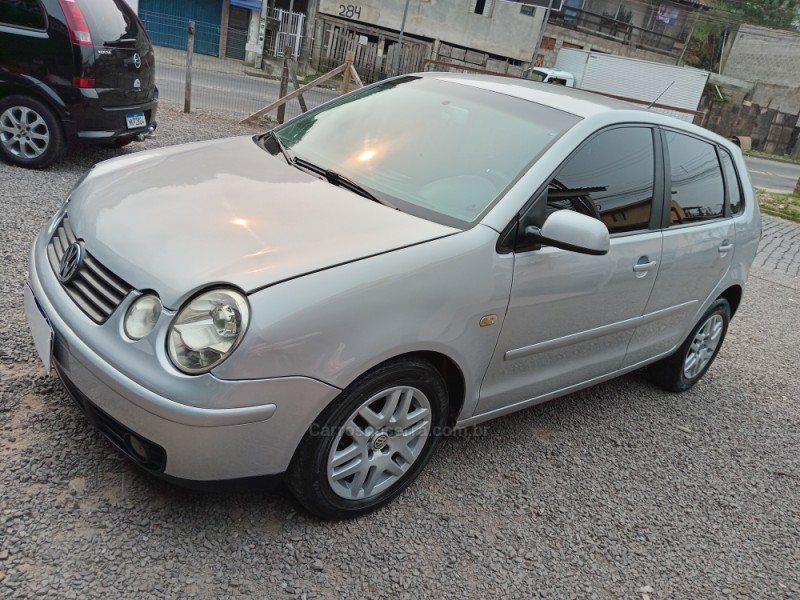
[
  {"left": 0, "top": 0, "right": 46, "bottom": 29},
  {"left": 664, "top": 131, "right": 725, "bottom": 224},
  {"left": 75, "top": 0, "right": 145, "bottom": 45}
]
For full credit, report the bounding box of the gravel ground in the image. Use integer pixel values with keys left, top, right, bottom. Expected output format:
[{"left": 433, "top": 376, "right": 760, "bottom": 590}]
[{"left": 1, "top": 105, "right": 799, "bottom": 599}]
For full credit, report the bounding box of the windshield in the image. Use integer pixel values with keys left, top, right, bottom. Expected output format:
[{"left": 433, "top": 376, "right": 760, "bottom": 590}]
[
  {"left": 274, "top": 76, "right": 579, "bottom": 227},
  {"left": 528, "top": 70, "right": 548, "bottom": 83}
]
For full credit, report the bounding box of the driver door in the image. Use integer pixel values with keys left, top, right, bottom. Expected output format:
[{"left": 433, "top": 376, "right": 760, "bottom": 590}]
[{"left": 476, "top": 126, "right": 664, "bottom": 417}]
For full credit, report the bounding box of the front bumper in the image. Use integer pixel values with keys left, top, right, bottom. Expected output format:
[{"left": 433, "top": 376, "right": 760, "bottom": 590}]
[{"left": 27, "top": 227, "right": 341, "bottom": 482}]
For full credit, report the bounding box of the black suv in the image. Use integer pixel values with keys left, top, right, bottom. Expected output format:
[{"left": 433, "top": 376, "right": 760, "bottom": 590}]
[{"left": 0, "top": 0, "right": 158, "bottom": 168}]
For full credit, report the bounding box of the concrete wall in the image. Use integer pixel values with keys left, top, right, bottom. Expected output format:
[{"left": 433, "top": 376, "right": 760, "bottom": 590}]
[
  {"left": 722, "top": 24, "right": 800, "bottom": 114},
  {"left": 317, "top": 0, "right": 544, "bottom": 62}
]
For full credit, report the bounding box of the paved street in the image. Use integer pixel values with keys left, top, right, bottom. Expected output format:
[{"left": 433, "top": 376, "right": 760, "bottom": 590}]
[
  {"left": 0, "top": 107, "right": 798, "bottom": 599},
  {"left": 744, "top": 155, "right": 800, "bottom": 193},
  {"left": 753, "top": 215, "right": 800, "bottom": 288}
]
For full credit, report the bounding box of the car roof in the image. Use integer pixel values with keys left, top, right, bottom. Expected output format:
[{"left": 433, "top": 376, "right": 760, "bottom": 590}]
[{"left": 423, "top": 72, "right": 647, "bottom": 119}]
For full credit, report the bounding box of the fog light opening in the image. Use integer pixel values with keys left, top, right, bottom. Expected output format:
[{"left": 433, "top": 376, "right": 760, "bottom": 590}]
[{"left": 127, "top": 434, "right": 149, "bottom": 462}]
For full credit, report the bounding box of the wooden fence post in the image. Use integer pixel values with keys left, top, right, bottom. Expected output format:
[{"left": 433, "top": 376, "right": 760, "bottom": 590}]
[
  {"left": 288, "top": 58, "right": 308, "bottom": 113},
  {"left": 341, "top": 50, "right": 355, "bottom": 94},
  {"left": 277, "top": 46, "right": 291, "bottom": 124},
  {"left": 184, "top": 21, "right": 195, "bottom": 113}
]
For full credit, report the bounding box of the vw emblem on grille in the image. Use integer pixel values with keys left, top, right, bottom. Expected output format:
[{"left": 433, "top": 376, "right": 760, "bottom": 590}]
[
  {"left": 132, "top": 53, "right": 142, "bottom": 69},
  {"left": 58, "top": 242, "right": 82, "bottom": 283}
]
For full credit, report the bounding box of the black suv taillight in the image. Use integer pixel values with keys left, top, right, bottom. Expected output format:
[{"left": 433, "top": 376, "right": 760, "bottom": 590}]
[{"left": 56, "top": 0, "right": 92, "bottom": 46}]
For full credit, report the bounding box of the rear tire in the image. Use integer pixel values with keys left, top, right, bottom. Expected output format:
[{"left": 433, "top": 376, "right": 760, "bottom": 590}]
[
  {"left": 0, "top": 95, "right": 65, "bottom": 169},
  {"left": 287, "top": 358, "right": 448, "bottom": 519},
  {"left": 649, "top": 299, "right": 730, "bottom": 393}
]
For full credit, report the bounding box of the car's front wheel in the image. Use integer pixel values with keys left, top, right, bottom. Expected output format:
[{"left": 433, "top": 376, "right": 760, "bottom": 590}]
[
  {"left": 649, "top": 298, "right": 731, "bottom": 392},
  {"left": 0, "top": 95, "right": 65, "bottom": 169},
  {"left": 287, "top": 358, "right": 448, "bottom": 519}
]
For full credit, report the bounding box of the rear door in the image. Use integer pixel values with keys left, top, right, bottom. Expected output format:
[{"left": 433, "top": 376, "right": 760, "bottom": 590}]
[
  {"left": 0, "top": 0, "right": 67, "bottom": 90},
  {"left": 624, "top": 129, "right": 735, "bottom": 366},
  {"left": 77, "top": 0, "right": 156, "bottom": 106}
]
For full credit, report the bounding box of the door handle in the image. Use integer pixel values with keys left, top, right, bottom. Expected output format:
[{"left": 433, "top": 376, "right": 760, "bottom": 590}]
[
  {"left": 633, "top": 260, "right": 657, "bottom": 272},
  {"left": 719, "top": 241, "right": 733, "bottom": 254}
]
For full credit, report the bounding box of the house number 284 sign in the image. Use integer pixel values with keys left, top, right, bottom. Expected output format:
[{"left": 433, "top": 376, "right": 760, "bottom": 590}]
[{"left": 338, "top": 4, "right": 362, "bottom": 18}]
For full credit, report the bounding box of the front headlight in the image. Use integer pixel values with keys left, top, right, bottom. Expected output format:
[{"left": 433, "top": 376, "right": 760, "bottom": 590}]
[{"left": 167, "top": 288, "right": 250, "bottom": 374}]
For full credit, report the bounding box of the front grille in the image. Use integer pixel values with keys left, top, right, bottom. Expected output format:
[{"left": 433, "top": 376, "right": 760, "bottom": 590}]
[{"left": 47, "top": 217, "right": 133, "bottom": 324}]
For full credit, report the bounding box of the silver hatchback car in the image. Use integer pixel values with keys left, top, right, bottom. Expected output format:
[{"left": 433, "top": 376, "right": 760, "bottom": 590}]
[{"left": 26, "top": 74, "right": 760, "bottom": 518}]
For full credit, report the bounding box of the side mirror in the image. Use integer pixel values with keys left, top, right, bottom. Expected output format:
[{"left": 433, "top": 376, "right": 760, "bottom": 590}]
[{"left": 525, "top": 210, "right": 610, "bottom": 255}]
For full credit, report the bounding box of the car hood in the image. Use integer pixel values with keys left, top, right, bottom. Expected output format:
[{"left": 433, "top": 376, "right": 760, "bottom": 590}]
[{"left": 67, "top": 137, "right": 458, "bottom": 308}]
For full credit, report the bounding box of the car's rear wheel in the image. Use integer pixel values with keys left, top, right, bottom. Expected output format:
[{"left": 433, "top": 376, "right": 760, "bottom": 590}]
[
  {"left": 287, "top": 358, "right": 448, "bottom": 519},
  {"left": 0, "top": 95, "right": 65, "bottom": 169},
  {"left": 649, "top": 298, "right": 730, "bottom": 392}
]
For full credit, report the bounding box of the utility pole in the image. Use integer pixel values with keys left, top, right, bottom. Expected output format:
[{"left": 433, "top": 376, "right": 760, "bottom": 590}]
[
  {"left": 391, "top": 0, "right": 412, "bottom": 76},
  {"left": 528, "top": 0, "right": 554, "bottom": 75},
  {"left": 254, "top": 0, "right": 270, "bottom": 69}
]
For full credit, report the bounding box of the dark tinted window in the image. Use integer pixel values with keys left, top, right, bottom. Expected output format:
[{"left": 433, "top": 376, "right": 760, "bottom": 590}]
[
  {"left": 720, "top": 150, "right": 744, "bottom": 215},
  {"left": 75, "top": 0, "right": 144, "bottom": 44},
  {"left": 0, "top": 0, "right": 45, "bottom": 29},
  {"left": 665, "top": 131, "right": 724, "bottom": 224},
  {"left": 549, "top": 127, "right": 656, "bottom": 234}
]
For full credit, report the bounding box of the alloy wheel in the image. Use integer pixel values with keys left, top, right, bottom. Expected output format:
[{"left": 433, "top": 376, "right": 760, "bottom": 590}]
[
  {"left": 326, "top": 385, "right": 432, "bottom": 500},
  {"left": 683, "top": 313, "right": 724, "bottom": 379},
  {"left": 0, "top": 105, "right": 50, "bottom": 159}
]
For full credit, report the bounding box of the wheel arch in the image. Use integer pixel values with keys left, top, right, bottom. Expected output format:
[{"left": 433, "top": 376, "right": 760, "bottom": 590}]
[
  {"left": 338, "top": 350, "right": 468, "bottom": 427},
  {"left": 402, "top": 350, "right": 466, "bottom": 426},
  {"left": 0, "top": 81, "right": 70, "bottom": 139},
  {"left": 719, "top": 284, "right": 743, "bottom": 317}
]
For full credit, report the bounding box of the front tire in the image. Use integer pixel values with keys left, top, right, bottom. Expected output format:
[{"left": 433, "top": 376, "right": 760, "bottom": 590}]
[
  {"left": 0, "top": 95, "right": 65, "bottom": 169},
  {"left": 649, "top": 298, "right": 731, "bottom": 392},
  {"left": 287, "top": 358, "right": 448, "bottom": 519}
]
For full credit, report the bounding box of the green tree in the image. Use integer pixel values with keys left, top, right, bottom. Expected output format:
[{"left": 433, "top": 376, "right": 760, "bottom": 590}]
[
  {"left": 683, "top": 18, "right": 728, "bottom": 72},
  {"left": 716, "top": 0, "right": 799, "bottom": 30},
  {"left": 683, "top": 0, "right": 799, "bottom": 70}
]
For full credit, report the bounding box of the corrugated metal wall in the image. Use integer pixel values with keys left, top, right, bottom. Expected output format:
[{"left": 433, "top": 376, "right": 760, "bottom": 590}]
[
  {"left": 139, "top": 0, "right": 223, "bottom": 57},
  {"left": 556, "top": 49, "right": 707, "bottom": 122}
]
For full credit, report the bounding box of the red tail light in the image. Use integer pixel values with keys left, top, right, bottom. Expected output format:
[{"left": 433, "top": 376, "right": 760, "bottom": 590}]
[
  {"left": 72, "top": 77, "right": 96, "bottom": 88},
  {"left": 56, "top": 0, "right": 92, "bottom": 45}
]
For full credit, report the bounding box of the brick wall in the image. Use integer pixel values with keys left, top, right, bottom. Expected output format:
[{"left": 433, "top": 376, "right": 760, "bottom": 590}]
[{"left": 701, "top": 101, "right": 798, "bottom": 154}]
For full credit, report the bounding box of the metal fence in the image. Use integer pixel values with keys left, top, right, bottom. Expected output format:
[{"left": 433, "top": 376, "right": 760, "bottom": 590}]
[
  {"left": 141, "top": 10, "right": 340, "bottom": 121},
  {"left": 269, "top": 9, "right": 305, "bottom": 59}
]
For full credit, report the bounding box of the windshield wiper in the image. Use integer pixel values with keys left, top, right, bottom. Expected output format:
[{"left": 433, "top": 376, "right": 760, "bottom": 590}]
[
  {"left": 293, "top": 156, "right": 393, "bottom": 207},
  {"left": 264, "top": 130, "right": 294, "bottom": 166}
]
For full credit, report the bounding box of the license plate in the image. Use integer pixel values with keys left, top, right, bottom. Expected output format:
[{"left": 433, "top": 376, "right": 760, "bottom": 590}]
[
  {"left": 24, "top": 283, "right": 53, "bottom": 373},
  {"left": 125, "top": 112, "right": 146, "bottom": 129}
]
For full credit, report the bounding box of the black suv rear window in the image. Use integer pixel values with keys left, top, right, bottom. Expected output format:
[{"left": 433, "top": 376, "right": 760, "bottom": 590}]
[
  {"left": 75, "top": 0, "right": 145, "bottom": 45},
  {"left": 0, "top": 0, "right": 46, "bottom": 29}
]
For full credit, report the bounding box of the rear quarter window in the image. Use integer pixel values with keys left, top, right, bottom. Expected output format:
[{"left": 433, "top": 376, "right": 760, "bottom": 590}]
[
  {"left": 665, "top": 130, "right": 725, "bottom": 224},
  {"left": 720, "top": 150, "right": 744, "bottom": 215},
  {"left": 0, "top": 0, "right": 46, "bottom": 29}
]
